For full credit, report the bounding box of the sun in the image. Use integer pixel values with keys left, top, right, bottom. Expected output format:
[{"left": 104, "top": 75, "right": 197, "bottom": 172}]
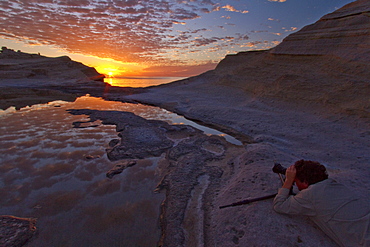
[{"left": 95, "top": 65, "right": 120, "bottom": 78}]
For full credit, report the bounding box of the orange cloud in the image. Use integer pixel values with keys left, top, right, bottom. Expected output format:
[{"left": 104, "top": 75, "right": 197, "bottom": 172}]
[{"left": 0, "top": 0, "right": 274, "bottom": 77}]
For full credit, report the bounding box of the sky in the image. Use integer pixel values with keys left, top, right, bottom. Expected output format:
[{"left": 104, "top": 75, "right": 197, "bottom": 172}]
[{"left": 0, "top": 0, "right": 354, "bottom": 78}]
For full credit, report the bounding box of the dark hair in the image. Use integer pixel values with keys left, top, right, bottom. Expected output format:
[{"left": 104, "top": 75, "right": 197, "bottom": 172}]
[{"left": 294, "top": 160, "right": 328, "bottom": 185}]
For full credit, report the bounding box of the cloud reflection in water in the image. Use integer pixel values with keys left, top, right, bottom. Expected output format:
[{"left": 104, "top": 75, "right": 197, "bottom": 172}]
[
  {"left": 0, "top": 96, "right": 168, "bottom": 246},
  {"left": 0, "top": 95, "right": 240, "bottom": 246}
]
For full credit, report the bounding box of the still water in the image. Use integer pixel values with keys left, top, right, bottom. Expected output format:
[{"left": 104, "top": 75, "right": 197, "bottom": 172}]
[
  {"left": 0, "top": 96, "right": 240, "bottom": 246},
  {"left": 104, "top": 77, "right": 185, "bottom": 87}
]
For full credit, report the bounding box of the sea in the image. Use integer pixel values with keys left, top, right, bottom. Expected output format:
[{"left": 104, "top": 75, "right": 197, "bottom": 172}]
[{"left": 104, "top": 76, "right": 186, "bottom": 87}]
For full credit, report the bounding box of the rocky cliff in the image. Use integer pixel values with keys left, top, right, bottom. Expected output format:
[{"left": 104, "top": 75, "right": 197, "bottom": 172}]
[
  {"left": 0, "top": 47, "right": 105, "bottom": 109},
  {"left": 0, "top": 47, "right": 104, "bottom": 83},
  {"left": 208, "top": 0, "right": 370, "bottom": 120}
]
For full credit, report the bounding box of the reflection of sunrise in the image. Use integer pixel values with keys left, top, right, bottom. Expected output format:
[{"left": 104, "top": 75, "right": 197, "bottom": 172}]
[{"left": 0, "top": 0, "right": 353, "bottom": 77}]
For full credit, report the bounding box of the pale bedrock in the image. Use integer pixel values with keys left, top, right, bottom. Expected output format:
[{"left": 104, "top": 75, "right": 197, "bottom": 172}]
[
  {"left": 156, "top": 135, "right": 227, "bottom": 247},
  {"left": 208, "top": 0, "right": 370, "bottom": 122}
]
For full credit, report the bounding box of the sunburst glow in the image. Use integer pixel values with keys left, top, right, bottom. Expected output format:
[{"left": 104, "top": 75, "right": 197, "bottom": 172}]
[{"left": 95, "top": 66, "right": 120, "bottom": 78}]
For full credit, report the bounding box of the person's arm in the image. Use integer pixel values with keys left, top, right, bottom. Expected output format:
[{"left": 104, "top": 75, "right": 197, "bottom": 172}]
[{"left": 273, "top": 165, "right": 315, "bottom": 216}]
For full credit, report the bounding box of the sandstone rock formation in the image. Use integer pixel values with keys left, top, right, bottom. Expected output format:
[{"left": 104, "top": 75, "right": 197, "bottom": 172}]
[
  {"left": 271, "top": 0, "right": 370, "bottom": 61},
  {"left": 212, "top": 0, "right": 370, "bottom": 120}
]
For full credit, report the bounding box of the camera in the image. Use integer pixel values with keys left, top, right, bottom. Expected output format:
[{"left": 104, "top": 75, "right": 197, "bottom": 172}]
[{"left": 272, "top": 163, "right": 287, "bottom": 175}]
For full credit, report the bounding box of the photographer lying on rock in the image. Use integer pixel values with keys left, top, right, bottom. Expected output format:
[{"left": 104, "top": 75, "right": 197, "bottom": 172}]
[{"left": 273, "top": 160, "right": 370, "bottom": 247}]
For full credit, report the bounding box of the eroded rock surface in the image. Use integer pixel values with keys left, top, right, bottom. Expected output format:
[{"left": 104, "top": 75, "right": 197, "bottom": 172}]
[
  {"left": 67, "top": 108, "right": 246, "bottom": 246},
  {"left": 156, "top": 135, "right": 226, "bottom": 246}
]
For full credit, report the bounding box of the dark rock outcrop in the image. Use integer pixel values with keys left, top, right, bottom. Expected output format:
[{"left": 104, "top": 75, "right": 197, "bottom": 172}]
[
  {"left": 0, "top": 47, "right": 105, "bottom": 82},
  {"left": 0, "top": 215, "right": 37, "bottom": 247}
]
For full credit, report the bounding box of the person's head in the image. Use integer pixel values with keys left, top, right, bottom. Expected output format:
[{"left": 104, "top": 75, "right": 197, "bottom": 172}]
[{"left": 294, "top": 160, "right": 328, "bottom": 190}]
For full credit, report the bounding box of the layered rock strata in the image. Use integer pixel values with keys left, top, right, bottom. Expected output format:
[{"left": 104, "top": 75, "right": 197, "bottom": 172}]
[
  {"left": 271, "top": 0, "right": 370, "bottom": 61},
  {"left": 212, "top": 0, "right": 370, "bottom": 120}
]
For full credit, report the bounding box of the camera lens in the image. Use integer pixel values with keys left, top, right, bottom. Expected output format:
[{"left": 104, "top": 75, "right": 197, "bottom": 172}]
[{"left": 272, "top": 163, "right": 287, "bottom": 175}]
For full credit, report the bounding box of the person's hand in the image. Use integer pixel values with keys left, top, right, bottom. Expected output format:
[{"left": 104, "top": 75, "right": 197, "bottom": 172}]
[
  {"left": 285, "top": 165, "right": 296, "bottom": 182},
  {"left": 282, "top": 165, "right": 296, "bottom": 189}
]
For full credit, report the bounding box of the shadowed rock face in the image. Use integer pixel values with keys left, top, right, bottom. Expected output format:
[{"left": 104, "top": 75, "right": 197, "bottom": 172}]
[
  {"left": 0, "top": 47, "right": 106, "bottom": 110},
  {"left": 0, "top": 47, "right": 104, "bottom": 82}
]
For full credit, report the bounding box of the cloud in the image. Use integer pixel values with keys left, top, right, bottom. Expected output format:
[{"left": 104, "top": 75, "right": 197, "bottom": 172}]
[
  {"left": 0, "top": 1, "right": 208, "bottom": 63},
  {"left": 283, "top": 27, "right": 298, "bottom": 32},
  {"left": 0, "top": 0, "right": 253, "bottom": 74},
  {"left": 214, "top": 4, "right": 249, "bottom": 14},
  {"left": 268, "top": 0, "right": 287, "bottom": 2},
  {"left": 192, "top": 37, "right": 221, "bottom": 47}
]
